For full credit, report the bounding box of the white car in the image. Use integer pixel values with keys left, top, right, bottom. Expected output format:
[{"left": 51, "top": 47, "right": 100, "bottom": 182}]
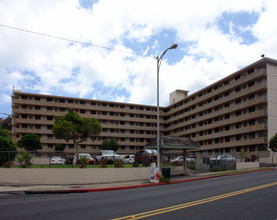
[
  {"left": 51, "top": 156, "right": 62, "bottom": 165},
  {"left": 211, "top": 155, "right": 237, "bottom": 162},
  {"left": 123, "top": 155, "right": 135, "bottom": 164},
  {"left": 96, "top": 150, "right": 120, "bottom": 163}
]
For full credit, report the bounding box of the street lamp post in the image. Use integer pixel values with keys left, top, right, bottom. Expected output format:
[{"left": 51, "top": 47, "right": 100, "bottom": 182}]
[{"left": 156, "top": 43, "right": 178, "bottom": 171}]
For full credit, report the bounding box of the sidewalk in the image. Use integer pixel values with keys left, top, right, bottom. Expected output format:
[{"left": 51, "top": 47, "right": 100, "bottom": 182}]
[{"left": 0, "top": 168, "right": 274, "bottom": 194}]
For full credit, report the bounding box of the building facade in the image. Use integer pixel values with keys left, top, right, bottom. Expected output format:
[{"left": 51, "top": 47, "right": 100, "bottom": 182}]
[{"left": 11, "top": 58, "right": 277, "bottom": 161}]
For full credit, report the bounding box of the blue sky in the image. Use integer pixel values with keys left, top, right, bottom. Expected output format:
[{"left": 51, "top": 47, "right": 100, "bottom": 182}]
[{"left": 1, "top": 0, "right": 277, "bottom": 118}]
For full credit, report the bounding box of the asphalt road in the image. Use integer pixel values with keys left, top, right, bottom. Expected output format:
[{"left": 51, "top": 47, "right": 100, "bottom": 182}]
[{"left": 0, "top": 169, "right": 277, "bottom": 220}]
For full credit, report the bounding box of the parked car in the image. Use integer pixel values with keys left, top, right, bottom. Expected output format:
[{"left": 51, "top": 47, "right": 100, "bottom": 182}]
[
  {"left": 65, "top": 155, "right": 74, "bottom": 164},
  {"left": 135, "top": 149, "right": 157, "bottom": 163},
  {"left": 174, "top": 156, "right": 184, "bottom": 163},
  {"left": 77, "top": 153, "right": 95, "bottom": 164},
  {"left": 95, "top": 150, "right": 120, "bottom": 163},
  {"left": 210, "top": 154, "right": 237, "bottom": 162},
  {"left": 123, "top": 155, "right": 135, "bottom": 164},
  {"left": 51, "top": 156, "right": 62, "bottom": 165}
]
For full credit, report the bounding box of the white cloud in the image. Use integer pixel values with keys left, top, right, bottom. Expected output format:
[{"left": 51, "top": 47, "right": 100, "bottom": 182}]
[{"left": 0, "top": 0, "right": 277, "bottom": 114}]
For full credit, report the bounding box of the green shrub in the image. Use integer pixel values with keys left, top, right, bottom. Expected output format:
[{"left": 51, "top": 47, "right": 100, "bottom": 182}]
[
  {"left": 98, "top": 158, "right": 107, "bottom": 168},
  {"left": 160, "top": 176, "right": 170, "bottom": 183},
  {"left": 251, "top": 154, "right": 257, "bottom": 162},
  {"left": 142, "top": 158, "right": 150, "bottom": 167},
  {"left": 133, "top": 160, "right": 139, "bottom": 167},
  {"left": 79, "top": 156, "right": 88, "bottom": 168},
  {"left": 17, "top": 152, "right": 32, "bottom": 168},
  {"left": 239, "top": 148, "right": 245, "bottom": 162},
  {"left": 113, "top": 159, "right": 124, "bottom": 168}
]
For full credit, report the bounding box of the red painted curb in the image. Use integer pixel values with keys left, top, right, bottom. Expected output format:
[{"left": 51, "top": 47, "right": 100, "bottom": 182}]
[{"left": 60, "top": 168, "right": 275, "bottom": 193}]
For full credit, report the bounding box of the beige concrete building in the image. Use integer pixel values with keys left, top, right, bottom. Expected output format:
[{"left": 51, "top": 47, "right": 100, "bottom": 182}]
[{"left": 11, "top": 58, "right": 277, "bottom": 162}]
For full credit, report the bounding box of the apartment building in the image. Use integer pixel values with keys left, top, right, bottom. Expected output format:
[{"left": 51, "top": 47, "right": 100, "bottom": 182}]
[{"left": 11, "top": 58, "right": 277, "bottom": 162}]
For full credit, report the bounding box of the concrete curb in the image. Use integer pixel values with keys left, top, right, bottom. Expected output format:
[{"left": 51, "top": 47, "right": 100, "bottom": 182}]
[{"left": 58, "top": 168, "right": 276, "bottom": 194}]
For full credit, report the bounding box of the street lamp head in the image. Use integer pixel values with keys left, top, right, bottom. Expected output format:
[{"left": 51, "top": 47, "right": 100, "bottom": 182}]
[{"left": 169, "top": 43, "right": 178, "bottom": 50}]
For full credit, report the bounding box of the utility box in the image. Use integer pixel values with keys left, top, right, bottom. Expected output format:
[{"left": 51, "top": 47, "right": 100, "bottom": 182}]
[
  {"left": 162, "top": 167, "right": 171, "bottom": 179},
  {"left": 150, "top": 163, "right": 159, "bottom": 183}
]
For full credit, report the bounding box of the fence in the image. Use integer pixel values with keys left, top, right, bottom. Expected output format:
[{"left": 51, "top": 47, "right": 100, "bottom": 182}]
[{"left": 0, "top": 151, "right": 260, "bottom": 174}]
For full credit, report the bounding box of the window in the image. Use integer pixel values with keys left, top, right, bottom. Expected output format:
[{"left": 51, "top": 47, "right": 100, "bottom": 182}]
[
  {"left": 102, "top": 103, "right": 107, "bottom": 107},
  {"left": 236, "top": 123, "right": 242, "bottom": 129},
  {"left": 110, "top": 129, "right": 115, "bottom": 133},
  {"left": 130, "top": 114, "right": 134, "bottom": 117},
  {"left": 120, "top": 105, "right": 125, "bottom": 109},
  {"left": 249, "top": 107, "right": 255, "bottom": 113},
  {"left": 47, "top": 134, "right": 53, "bottom": 139},
  {"left": 34, "top": 96, "right": 40, "bottom": 101},
  {"left": 110, "top": 104, "right": 114, "bottom": 107},
  {"left": 35, "top": 124, "right": 41, "bottom": 129},
  {"left": 59, "top": 99, "right": 65, "bottom": 103},
  {"left": 129, "top": 106, "right": 134, "bottom": 109},
  {"left": 21, "top": 114, "right": 28, "bottom": 119},
  {"left": 130, "top": 130, "right": 134, "bottom": 134},
  {"left": 120, "top": 121, "right": 125, "bottom": 125},
  {"left": 35, "top": 105, "right": 41, "bottom": 110},
  {"left": 120, "top": 129, "right": 125, "bottom": 133},
  {"left": 60, "top": 108, "right": 65, "bottom": 112},
  {"left": 47, "top": 125, "right": 53, "bottom": 130},
  {"left": 235, "top": 99, "right": 241, "bottom": 104},
  {"left": 225, "top": 125, "right": 230, "bottom": 131},
  {"left": 249, "top": 120, "right": 255, "bottom": 126},
  {"left": 22, "top": 124, "right": 28, "bottom": 128},
  {"left": 225, "top": 103, "right": 230, "bottom": 108},
  {"left": 214, "top": 127, "right": 219, "bottom": 133},
  {"left": 248, "top": 81, "right": 255, "bottom": 87},
  {"left": 120, "top": 138, "right": 125, "bottom": 142},
  {"left": 35, "top": 115, "right": 41, "bottom": 120},
  {"left": 235, "top": 87, "right": 241, "bottom": 92},
  {"left": 236, "top": 135, "right": 242, "bottom": 140},
  {"left": 102, "top": 111, "right": 107, "bottom": 115},
  {"left": 47, "top": 106, "right": 53, "bottom": 111},
  {"left": 90, "top": 102, "right": 96, "bottom": 106},
  {"left": 21, "top": 95, "right": 27, "bottom": 99},
  {"left": 248, "top": 94, "right": 255, "bottom": 100},
  {"left": 21, "top": 105, "right": 27, "bottom": 109},
  {"left": 225, "top": 114, "right": 230, "bottom": 119},
  {"left": 91, "top": 110, "right": 96, "bottom": 114},
  {"left": 47, "top": 97, "right": 53, "bottom": 102},
  {"left": 47, "top": 116, "right": 53, "bottom": 120},
  {"left": 68, "top": 99, "right": 74, "bottom": 104},
  {"left": 80, "top": 145, "right": 86, "bottom": 149},
  {"left": 236, "top": 111, "right": 242, "bottom": 116},
  {"left": 120, "top": 113, "right": 125, "bottom": 117},
  {"left": 249, "top": 132, "right": 256, "bottom": 139},
  {"left": 235, "top": 75, "right": 241, "bottom": 80},
  {"left": 225, "top": 137, "right": 230, "bottom": 142},
  {"left": 48, "top": 144, "right": 54, "bottom": 148},
  {"left": 80, "top": 101, "right": 85, "bottom": 105}
]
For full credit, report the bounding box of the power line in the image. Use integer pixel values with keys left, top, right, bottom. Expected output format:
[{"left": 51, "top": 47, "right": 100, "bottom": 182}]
[{"left": 0, "top": 23, "right": 154, "bottom": 58}]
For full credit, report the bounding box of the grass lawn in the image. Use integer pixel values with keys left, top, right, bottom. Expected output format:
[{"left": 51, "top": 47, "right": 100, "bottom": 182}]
[
  {"left": 12, "top": 163, "right": 141, "bottom": 168},
  {"left": 211, "top": 167, "right": 272, "bottom": 176}
]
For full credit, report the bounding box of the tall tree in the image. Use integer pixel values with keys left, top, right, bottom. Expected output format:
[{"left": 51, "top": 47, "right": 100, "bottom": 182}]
[
  {"left": 0, "top": 125, "right": 17, "bottom": 167},
  {"left": 1, "top": 116, "right": 12, "bottom": 131},
  {"left": 269, "top": 133, "right": 277, "bottom": 152},
  {"left": 18, "top": 134, "right": 42, "bottom": 151},
  {"left": 52, "top": 109, "right": 102, "bottom": 165},
  {"left": 102, "top": 138, "right": 118, "bottom": 152}
]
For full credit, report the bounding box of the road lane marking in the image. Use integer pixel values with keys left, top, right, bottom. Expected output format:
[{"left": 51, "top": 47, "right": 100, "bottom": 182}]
[{"left": 112, "top": 181, "right": 277, "bottom": 220}]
